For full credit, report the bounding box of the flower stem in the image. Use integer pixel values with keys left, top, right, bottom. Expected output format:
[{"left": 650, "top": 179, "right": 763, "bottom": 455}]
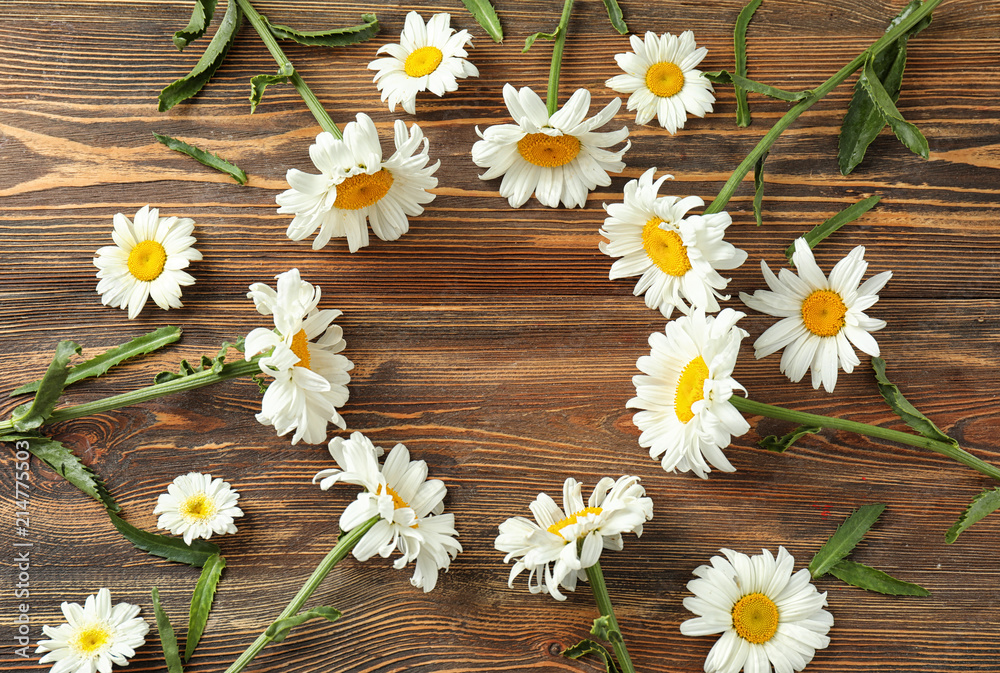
[
  {"left": 584, "top": 561, "right": 635, "bottom": 673},
  {"left": 703, "top": 0, "right": 943, "bottom": 215},
  {"left": 730, "top": 396, "right": 1000, "bottom": 482},
  {"left": 235, "top": 0, "right": 343, "bottom": 139},
  {"left": 546, "top": 0, "right": 576, "bottom": 116},
  {"left": 223, "top": 516, "right": 379, "bottom": 673}
]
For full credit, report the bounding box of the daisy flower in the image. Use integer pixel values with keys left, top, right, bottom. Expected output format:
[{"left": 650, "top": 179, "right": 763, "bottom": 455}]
[
  {"left": 153, "top": 472, "right": 243, "bottom": 545},
  {"left": 36, "top": 588, "right": 149, "bottom": 673},
  {"left": 605, "top": 30, "right": 715, "bottom": 133},
  {"left": 494, "top": 475, "right": 653, "bottom": 601},
  {"left": 680, "top": 547, "right": 833, "bottom": 673},
  {"left": 276, "top": 113, "right": 439, "bottom": 253},
  {"left": 628, "top": 308, "right": 751, "bottom": 479},
  {"left": 471, "top": 84, "right": 630, "bottom": 209},
  {"left": 739, "top": 238, "right": 892, "bottom": 393},
  {"left": 244, "top": 269, "right": 354, "bottom": 445},
  {"left": 313, "top": 431, "right": 462, "bottom": 592},
  {"left": 93, "top": 205, "right": 202, "bottom": 319},
  {"left": 600, "top": 167, "right": 747, "bottom": 318},
  {"left": 369, "top": 11, "right": 479, "bottom": 115}
]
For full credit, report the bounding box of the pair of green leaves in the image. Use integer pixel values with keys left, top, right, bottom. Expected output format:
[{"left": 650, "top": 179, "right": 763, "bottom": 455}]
[
  {"left": 153, "top": 554, "right": 227, "bottom": 672},
  {"left": 523, "top": 0, "right": 627, "bottom": 53},
  {"left": 563, "top": 615, "right": 624, "bottom": 673}
]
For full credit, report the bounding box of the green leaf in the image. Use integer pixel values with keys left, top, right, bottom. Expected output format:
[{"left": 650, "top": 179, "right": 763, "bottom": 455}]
[
  {"left": 871, "top": 357, "right": 957, "bottom": 447},
  {"left": 601, "top": 0, "right": 628, "bottom": 35},
  {"left": 945, "top": 487, "right": 1000, "bottom": 544},
  {"left": 702, "top": 70, "right": 808, "bottom": 102},
  {"left": 267, "top": 13, "right": 379, "bottom": 47},
  {"left": 264, "top": 606, "right": 342, "bottom": 644},
  {"left": 460, "top": 0, "right": 503, "bottom": 43},
  {"left": 5, "top": 433, "right": 119, "bottom": 511},
  {"left": 109, "top": 512, "right": 220, "bottom": 567},
  {"left": 590, "top": 615, "right": 624, "bottom": 645},
  {"left": 828, "top": 559, "right": 930, "bottom": 596},
  {"left": 185, "top": 554, "right": 226, "bottom": 661},
  {"left": 563, "top": 638, "right": 621, "bottom": 673},
  {"left": 11, "top": 341, "right": 82, "bottom": 431},
  {"left": 784, "top": 195, "right": 881, "bottom": 261},
  {"left": 734, "top": 0, "right": 763, "bottom": 126},
  {"left": 758, "top": 425, "right": 821, "bottom": 453},
  {"left": 523, "top": 27, "right": 560, "bottom": 53},
  {"left": 857, "top": 56, "right": 929, "bottom": 160},
  {"left": 158, "top": 0, "right": 243, "bottom": 112},
  {"left": 753, "top": 150, "right": 768, "bottom": 226},
  {"left": 153, "top": 133, "right": 248, "bottom": 184},
  {"left": 152, "top": 587, "right": 184, "bottom": 673},
  {"left": 808, "top": 503, "right": 886, "bottom": 578},
  {"left": 155, "top": 339, "right": 243, "bottom": 384},
  {"left": 249, "top": 69, "right": 292, "bottom": 114},
  {"left": 173, "top": 0, "right": 219, "bottom": 50}
]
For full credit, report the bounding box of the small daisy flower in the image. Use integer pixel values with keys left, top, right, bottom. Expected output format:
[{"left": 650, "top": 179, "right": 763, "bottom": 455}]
[
  {"left": 600, "top": 167, "right": 747, "bottom": 318},
  {"left": 93, "top": 205, "right": 202, "bottom": 319},
  {"left": 245, "top": 269, "right": 354, "bottom": 445},
  {"left": 471, "top": 84, "right": 630, "bottom": 209},
  {"left": 36, "top": 588, "right": 149, "bottom": 673},
  {"left": 313, "top": 431, "right": 462, "bottom": 592},
  {"left": 680, "top": 547, "right": 834, "bottom": 673},
  {"left": 276, "top": 113, "right": 439, "bottom": 253},
  {"left": 369, "top": 11, "right": 479, "bottom": 115},
  {"left": 628, "top": 308, "right": 751, "bottom": 479},
  {"left": 740, "top": 238, "right": 892, "bottom": 393},
  {"left": 494, "top": 475, "right": 652, "bottom": 601},
  {"left": 153, "top": 472, "right": 243, "bottom": 545},
  {"left": 606, "top": 30, "right": 715, "bottom": 133}
]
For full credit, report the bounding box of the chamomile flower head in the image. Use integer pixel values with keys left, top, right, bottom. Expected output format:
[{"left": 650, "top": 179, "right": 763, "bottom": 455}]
[
  {"left": 369, "top": 11, "right": 479, "bottom": 115},
  {"left": 680, "top": 547, "right": 833, "bottom": 673},
  {"left": 313, "top": 431, "right": 461, "bottom": 592},
  {"left": 276, "top": 113, "right": 439, "bottom": 253},
  {"left": 244, "top": 269, "right": 354, "bottom": 445},
  {"left": 471, "top": 84, "right": 630, "bottom": 209},
  {"left": 153, "top": 472, "right": 243, "bottom": 545},
  {"left": 739, "top": 238, "right": 892, "bottom": 393},
  {"left": 628, "top": 308, "right": 751, "bottom": 479},
  {"left": 600, "top": 167, "right": 747, "bottom": 318},
  {"left": 36, "top": 588, "right": 149, "bottom": 673},
  {"left": 93, "top": 205, "right": 202, "bottom": 319},
  {"left": 606, "top": 30, "right": 715, "bottom": 133},
  {"left": 494, "top": 475, "right": 653, "bottom": 601}
]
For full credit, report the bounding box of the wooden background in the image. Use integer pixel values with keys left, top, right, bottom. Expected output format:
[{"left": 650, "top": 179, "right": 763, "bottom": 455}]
[{"left": 2, "top": 0, "right": 999, "bottom": 671}]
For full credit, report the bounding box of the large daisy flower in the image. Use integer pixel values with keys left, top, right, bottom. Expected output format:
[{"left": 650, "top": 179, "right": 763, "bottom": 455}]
[
  {"left": 313, "top": 431, "right": 462, "bottom": 592},
  {"left": 369, "top": 11, "right": 478, "bottom": 115},
  {"left": 494, "top": 475, "right": 653, "bottom": 601},
  {"left": 276, "top": 114, "right": 439, "bottom": 253},
  {"left": 93, "top": 205, "right": 202, "bottom": 319},
  {"left": 600, "top": 167, "right": 747, "bottom": 318},
  {"left": 605, "top": 30, "right": 715, "bottom": 133},
  {"left": 153, "top": 472, "right": 243, "bottom": 545},
  {"left": 36, "top": 588, "right": 149, "bottom": 673},
  {"left": 471, "top": 84, "right": 630, "bottom": 209},
  {"left": 739, "top": 238, "right": 892, "bottom": 393},
  {"left": 680, "top": 547, "right": 833, "bottom": 673},
  {"left": 244, "top": 269, "right": 354, "bottom": 445},
  {"left": 628, "top": 308, "right": 751, "bottom": 479}
]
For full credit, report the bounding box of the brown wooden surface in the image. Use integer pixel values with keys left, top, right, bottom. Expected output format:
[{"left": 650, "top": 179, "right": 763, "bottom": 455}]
[{"left": 1, "top": 1, "right": 999, "bottom": 671}]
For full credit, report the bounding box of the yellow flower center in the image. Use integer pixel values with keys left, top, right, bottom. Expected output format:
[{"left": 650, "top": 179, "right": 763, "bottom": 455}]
[
  {"left": 675, "top": 356, "right": 709, "bottom": 424},
  {"left": 180, "top": 492, "right": 217, "bottom": 523},
  {"left": 645, "top": 61, "right": 685, "bottom": 98},
  {"left": 642, "top": 217, "right": 692, "bottom": 276},
  {"left": 376, "top": 483, "right": 410, "bottom": 510},
  {"left": 404, "top": 46, "right": 444, "bottom": 77},
  {"left": 516, "top": 133, "right": 581, "bottom": 168},
  {"left": 731, "top": 592, "right": 780, "bottom": 644},
  {"left": 289, "top": 329, "right": 311, "bottom": 370},
  {"left": 127, "top": 240, "right": 167, "bottom": 282},
  {"left": 547, "top": 506, "right": 603, "bottom": 539},
  {"left": 801, "top": 289, "right": 848, "bottom": 337},
  {"left": 333, "top": 169, "right": 394, "bottom": 211},
  {"left": 72, "top": 625, "right": 110, "bottom": 655}
]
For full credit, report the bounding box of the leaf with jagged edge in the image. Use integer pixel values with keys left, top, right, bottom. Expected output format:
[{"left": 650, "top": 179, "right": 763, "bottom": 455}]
[
  {"left": 153, "top": 133, "right": 248, "bottom": 184},
  {"left": 11, "top": 341, "right": 81, "bottom": 431},
  {"left": 4, "top": 433, "right": 119, "bottom": 512},
  {"left": 109, "top": 512, "right": 220, "bottom": 567},
  {"left": 590, "top": 615, "right": 624, "bottom": 645},
  {"left": 703, "top": 70, "right": 808, "bottom": 102},
  {"left": 828, "top": 560, "right": 930, "bottom": 596},
  {"left": 152, "top": 588, "right": 184, "bottom": 673},
  {"left": 460, "top": 0, "right": 503, "bottom": 42},
  {"left": 601, "top": 0, "right": 628, "bottom": 35},
  {"left": 808, "top": 503, "right": 885, "bottom": 579},
  {"left": 734, "top": 0, "right": 763, "bottom": 126},
  {"left": 785, "top": 195, "right": 881, "bottom": 261},
  {"left": 249, "top": 63, "right": 294, "bottom": 114},
  {"left": 563, "top": 639, "right": 621, "bottom": 673},
  {"left": 267, "top": 13, "right": 379, "bottom": 47},
  {"left": 753, "top": 151, "right": 768, "bottom": 226},
  {"left": 155, "top": 338, "right": 245, "bottom": 384},
  {"left": 265, "top": 606, "right": 342, "bottom": 643},
  {"left": 759, "top": 425, "right": 821, "bottom": 453},
  {"left": 523, "top": 26, "right": 560, "bottom": 53},
  {"left": 872, "top": 357, "right": 956, "bottom": 447},
  {"left": 946, "top": 487, "right": 1000, "bottom": 544},
  {"left": 173, "top": 0, "right": 219, "bottom": 50},
  {"left": 185, "top": 554, "right": 226, "bottom": 661},
  {"left": 858, "top": 55, "right": 929, "bottom": 160}
]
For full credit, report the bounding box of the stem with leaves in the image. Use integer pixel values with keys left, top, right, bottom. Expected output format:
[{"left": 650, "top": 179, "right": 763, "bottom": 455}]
[
  {"left": 584, "top": 562, "right": 635, "bottom": 673},
  {"left": 546, "top": 0, "right": 576, "bottom": 115}
]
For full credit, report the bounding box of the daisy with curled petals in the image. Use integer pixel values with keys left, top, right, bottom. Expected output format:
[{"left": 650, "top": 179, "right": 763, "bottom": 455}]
[
  {"left": 153, "top": 472, "right": 243, "bottom": 545},
  {"left": 606, "top": 31, "right": 715, "bottom": 133},
  {"left": 93, "top": 205, "right": 202, "bottom": 319},
  {"left": 369, "top": 11, "right": 478, "bottom": 115},
  {"left": 36, "top": 588, "right": 149, "bottom": 673},
  {"left": 629, "top": 308, "right": 751, "bottom": 479},
  {"left": 600, "top": 167, "right": 747, "bottom": 318},
  {"left": 680, "top": 547, "right": 833, "bottom": 673},
  {"left": 471, "top": 84, "right": 630, "bottom": 209},
  {"left": 740, "top": 237, "right": 892, "bottom": 393},
  {"left": 276, "top": 113, "right": 439, "bottom": 253},
  {"left": 244, "top": 269, "right": 354, "bottom": 445}
]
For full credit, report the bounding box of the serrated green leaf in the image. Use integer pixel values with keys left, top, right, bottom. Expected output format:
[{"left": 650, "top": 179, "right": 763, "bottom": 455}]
[
  {"left": 563, "top": 638, "right": 621, "bottom": 673},
  {"left": 734, "top": 0, "right": 763, "bottom": 126},
  {"left": 5, "top": 433, "right": 119, "bottom": 511},
  {"left": 946, "top": 487, "right": 1000, "bottom": 544},
  {"left": 265, "top": 606, "right": 342, "bottom": 644},
  {"left": 173, "top": 0, "right": 219, "bottom": 50},
  {"left": 828, "top": 559, "right": 930, "bottom": 596},
  {"left": 753, "top": 150, "right": 768, "bottom": 226},
  {"left": 858, "top": 56, "right": 928, "bottom": 160},
  {"left": 759, "top": 425, "right": 821, "bottom": 453},
  {"left": 785, "top": 195, "right": 881, "bottom": 261},
  {"left": 460, "top": 0, "right": 503, "bottom": 42},
  {"left": 702, "top": 70, "right": 808, "bottom": 102},
  {"left": 601, "top": 0, "right": 628, "bottom": 35},
  {"left": 11, "top": 341, "right": 82, "bottom": 432},
  {"left": 152, "top": 587, "right": 184, "bottom": 673},
  {"left": 590, "top": 614, "right": 624, "bottom": 645},
  {"left": 154, "top": 338, "right": 244, "bottom": 384},
  {"left": 185, "top": 554, "right": 226, "bottom": 661},
  {"left": 267, "top": 13, "right": 379, "bottom": 47},
  {"left": 153, "top": 132, "right": 248, "bottom": 184},
  {"left": 808, "top": 503, "right": 886, "bottom": 578},
  {"left": 872, "top": 357, "right": 957, "bottom": 447},
  {"left": 249, "top": 71, "right": 291, "bottom": 113},
  {"left": 523, "top": 27, "right": 560, "bottom": 53},
  {"left": 109, "top": 512, "right": 220, "bottom": 567}
]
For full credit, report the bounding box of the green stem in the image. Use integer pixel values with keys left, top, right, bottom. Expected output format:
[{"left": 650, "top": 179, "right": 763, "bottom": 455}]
[
  {"left": 546, "top": 0, "right": 575, "bottom": 116},
  {"left": 223, "top": 516, "right": 379, "bottom": 673},
  {"left": 235, "top": 0, "right": 342, "bottom": 138},
  {"left": 584, "top": 562, "right": 635, "bottom": 673},
  {"left": 730, "top": 396, "right": 1000, "bottom": 482},
  {"left": 703, "top": 0, "right": 943, "bottom": 214}
]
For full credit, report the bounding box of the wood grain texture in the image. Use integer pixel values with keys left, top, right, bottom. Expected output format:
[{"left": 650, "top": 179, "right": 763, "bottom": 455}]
[{"left": 1, "top": 0, "right": 999, "bottom": 671}]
